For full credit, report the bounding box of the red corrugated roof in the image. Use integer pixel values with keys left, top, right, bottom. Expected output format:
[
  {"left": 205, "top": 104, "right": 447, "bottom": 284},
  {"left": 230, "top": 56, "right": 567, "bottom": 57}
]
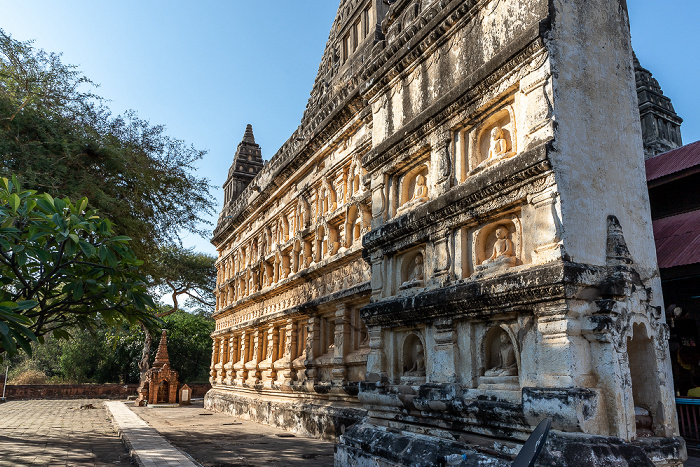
[
  {"left": 646, "top": 140, "right": 700, "bottom": 182},
  {"left": 653, "top": 210, "right": 700, "bottom": 268}
]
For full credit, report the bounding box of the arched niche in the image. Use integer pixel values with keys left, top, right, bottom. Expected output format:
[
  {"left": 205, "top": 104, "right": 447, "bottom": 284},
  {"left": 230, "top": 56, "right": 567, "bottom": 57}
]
[
  {"left": 251, "top": 239, "right": 259, "bottom": 260},
  {"left": 262, "top": 228, "right": 271, "bottom": 256},
  {"left": 346, "top": 204, "right": 361, "bottom": 247},
  {"left": 315, "top": 224, "right": 327, "bottom": 262},
  {"left": 278, "top": 249, "right": 291, "bottom": 280},
  {"left": 304, "top": 234, "right": 315, "bottom": 267},
  {"left": 399, "top": 249, "right": 425, "bottom": 290},
  {"left": 240, "top": 245, "right": 248, "bottom": 267},
  {"left": 482, "top": 325, "right": 519, "bottom": 376},
  {"left": 280, "top": 215, "right": 290, "bottom": 243},
  {"left": 348, "top": 155, "right": 363, "bottom": 198},
  {"left": 468, "top": 105, "right": 517, "bottom": 173},
  {"left": 473, "top": 215, "right": 521, "bottom": 273},
  {"left": 627, "top": 321, "right": 664, "bottom": 438},
  {"left": 262, "top": 261, "right": 273, "bottom": 288},
  {"left": 295, "top": 196, "right": 310, "bottom": 232},
  {"left": 320, "top": 177, "right": 338, "bottom": 215},
  {"left": 397, "top": 164, "right": 429, "bottom": 214},
  {"left": 361, "top": 204, "right": 372, "bottom": 231},
  {"left": 401, "top": 333, "right": 426, "bottom": 380},
  {"left": 292, "top": 238, "right": 302, "bottom": 273}
]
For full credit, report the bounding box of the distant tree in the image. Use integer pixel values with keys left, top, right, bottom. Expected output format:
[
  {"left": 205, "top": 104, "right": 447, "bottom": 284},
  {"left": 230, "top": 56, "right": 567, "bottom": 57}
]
[
  {"left": 153, "top": 310, "right": 214, "bottom": 383},
  {"left": 9, "top": 311, "right": 214, "bottom": 384},
  {"left": 0, "top": 176, "right": 160, "bottom": 360},
  {"left": 138, "top": 247, "right": 216, "bottom": 382},
  {"left": 0, "top": 28, "right": 216, "bottom": 277},
  {"left": 57, "top": 311, "right": 213, "bottom": 384}
]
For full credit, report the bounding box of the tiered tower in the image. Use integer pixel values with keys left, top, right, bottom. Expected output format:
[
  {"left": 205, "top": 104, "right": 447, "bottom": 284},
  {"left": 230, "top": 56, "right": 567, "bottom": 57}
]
[
  {"left": 635, "top": 55, "right": 684, "bottom": 159},
  {"left": 222, "top": 124, "right": 264, "bottom": 208}
]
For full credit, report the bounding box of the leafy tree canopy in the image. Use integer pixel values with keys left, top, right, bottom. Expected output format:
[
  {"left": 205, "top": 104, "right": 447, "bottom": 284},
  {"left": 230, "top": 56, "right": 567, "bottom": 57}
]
[
  {"left": 0, "top": 28, "right": 216, "bottom": 276},
  {"left": 0, "top": 176, "right": 160, "bottom": 360},
  {"left": 152, "top": 246, "right": 216, "bottom": 315},
  {"left": 8, "top": 310, "right": 214, "bottom": 384}
]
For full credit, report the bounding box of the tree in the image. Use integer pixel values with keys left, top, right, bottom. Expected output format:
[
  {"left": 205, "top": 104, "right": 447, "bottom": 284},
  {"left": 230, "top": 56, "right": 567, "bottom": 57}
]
[
  {"left": 60, "top": 312, "right": 215, "bottom": 384},
  {"left": 138, "top": 247, "right": 216, "bottom": 383},
  {"left": 8, "top": 311, "right": 214, "bottom": 384},
  {"left": 0, "top": 28, "right": 216, "bottom": 276},
  {"left": 0, "top": 176, "right": 160, "bottom": 360}
]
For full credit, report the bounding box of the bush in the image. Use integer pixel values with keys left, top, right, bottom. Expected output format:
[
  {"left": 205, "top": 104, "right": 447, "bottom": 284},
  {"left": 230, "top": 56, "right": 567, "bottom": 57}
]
[{"left": 10, "top": 369, "right": 49, "bottom": 385}]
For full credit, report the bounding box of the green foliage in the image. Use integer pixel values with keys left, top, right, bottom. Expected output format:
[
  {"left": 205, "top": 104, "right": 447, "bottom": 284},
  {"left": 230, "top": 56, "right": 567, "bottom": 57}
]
[
  {"left": 158, "top": 311, "right": 215, "bottom": 383},
  {"left": 0, "top": 176, "right": 161, "bottom": 360},
  {"left": 0, "top": 28, "right": 215, "bottom": 274},
  {"left": 8, "top": 312, "right": 214, "bottom": 384},
  {"left": 152, "top": 246, "right": 216, "bottom": 314}
]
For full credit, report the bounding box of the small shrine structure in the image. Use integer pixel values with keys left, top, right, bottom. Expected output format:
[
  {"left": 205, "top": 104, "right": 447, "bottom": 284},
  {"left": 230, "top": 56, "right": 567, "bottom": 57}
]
[{"left": 136, "top": 330, "right": 179, "bottom": 406}]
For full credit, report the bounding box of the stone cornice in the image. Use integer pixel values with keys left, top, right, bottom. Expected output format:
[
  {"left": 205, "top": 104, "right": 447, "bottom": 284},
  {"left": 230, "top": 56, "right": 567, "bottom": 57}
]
[{"left": 360, "top": 262, "right": 603, "bottom": 327}]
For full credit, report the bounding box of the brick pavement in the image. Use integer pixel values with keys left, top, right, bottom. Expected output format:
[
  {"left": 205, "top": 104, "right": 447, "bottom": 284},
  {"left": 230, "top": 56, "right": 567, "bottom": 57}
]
[
  {"left": 128, "top": 400, "right": 335, "bottom": 467},
  {"left": 0, "top": 399, "right": 130, "bottom": 466},
  {"left": 2, "top": 399, "right": 699, "bottom": 466}
]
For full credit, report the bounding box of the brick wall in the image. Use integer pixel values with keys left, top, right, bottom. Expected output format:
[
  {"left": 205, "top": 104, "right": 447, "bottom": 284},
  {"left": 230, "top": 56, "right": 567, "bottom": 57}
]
[{"left": 3, "top": 383, "right": 211, "bottom": 400}]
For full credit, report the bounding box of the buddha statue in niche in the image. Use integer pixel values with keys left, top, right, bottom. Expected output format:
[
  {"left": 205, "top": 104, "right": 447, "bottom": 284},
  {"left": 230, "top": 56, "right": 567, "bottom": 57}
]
[
  {"left": 397, "top": 173, "right": 429, "bottom": 214},
  {"left": 477, "top": 225, "right": 517, "bottom": 273},
  {"left": 488, "top": 127, "right": 508, "bottom": 159},
  {"left": 400, "top": 253, "right": 425, "bottom": 289},
  {"left": 484, "top": 332, "right": 518, "bottom": 377},
  {"left": 474, "top": 126, "right": 511, "bottom": 173},
  {"left": 404, "top": 343, "right": 426, "bottom": 377},
  {"left": 484, "top": 226, "right": 515, "bottom": 264}
]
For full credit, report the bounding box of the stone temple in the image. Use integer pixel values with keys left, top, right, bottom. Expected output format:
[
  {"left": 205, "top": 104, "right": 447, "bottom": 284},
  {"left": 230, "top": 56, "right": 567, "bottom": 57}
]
[{"left": 207, "top": 0, "right": 685, "bottom": 465}]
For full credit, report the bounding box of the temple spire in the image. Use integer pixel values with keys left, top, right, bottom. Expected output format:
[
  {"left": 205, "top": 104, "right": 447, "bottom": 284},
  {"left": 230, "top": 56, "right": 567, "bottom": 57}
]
[
  {"left": 153, "top": 330, "right": 170, "bottom": 368},
  {"left": 634, "top": 53, "right": 683, "bottom": 159},
  {"left": 220, "top": 124, "right": 265, "bottom": 209},
  {"left": 242, "top": 124, "right": 256, "bottom": 145}
]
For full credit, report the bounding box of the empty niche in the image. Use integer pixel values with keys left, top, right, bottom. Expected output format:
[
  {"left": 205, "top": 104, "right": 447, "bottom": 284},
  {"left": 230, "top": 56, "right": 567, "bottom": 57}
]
[
  {"left": 478, "top": 325, "right": 519, "bottom": 391},
  {"left": 466, "top": 105, "right": 516, "bottom": 176},
  {"left": 397, "top": 164, "right": 429, "bottom": 215},
  {"left": 348, "top": 156, "right": 363, "bottom": 197},
  {"left": 315, "top": 225, "right": 327, "bottom": 261},
  {"left": 292, "top": 238, "right": 302, "bottom": 273},
  {"left": 346, "top": 204, "right": 362, "bottom": 247},
  {"left": 399, "top": 249, "right": 425, "bottom": 290},
  {"left": 473, "top": 215, "right": 521, "bottom": 275},
  {"left": 627, "top": 322, "right": 664, "bottom": 438},
  {"left": 401, "top": 333, "right": 426, "bottom": 384}
]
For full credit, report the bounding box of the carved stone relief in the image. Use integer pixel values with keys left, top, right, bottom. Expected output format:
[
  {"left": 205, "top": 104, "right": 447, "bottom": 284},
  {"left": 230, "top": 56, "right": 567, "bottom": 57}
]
[
  {"left": 399, "top": 249, "right": 425, "bottom": 290},
  {"left": 215, "top": 257, "right": 371, "bottom": 331},
  {"left": 478, "top": 325, "right": 520, "bottom": 391},
  {"left": 472, "top": 214, "right": 522, "bottom": 276},
  {"left": 396, "top": 164, "right": 430, "bottom": 215},
  {"left": 455, "top": 103, "right": 518, "bottom": 182},
  {"left": 401, "top": 333, "right": 426, "bottom": 384}
]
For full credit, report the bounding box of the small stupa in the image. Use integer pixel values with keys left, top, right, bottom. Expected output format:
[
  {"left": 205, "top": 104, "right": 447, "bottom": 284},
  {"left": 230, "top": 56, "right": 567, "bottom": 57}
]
[{"left": 136, "top": 330, "right": 180, "bottom": 406}]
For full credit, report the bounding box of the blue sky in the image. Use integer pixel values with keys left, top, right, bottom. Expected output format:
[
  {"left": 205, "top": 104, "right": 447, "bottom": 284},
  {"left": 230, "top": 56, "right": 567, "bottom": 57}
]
[{"left": 3, "top": 1, "right": 699, "bottom": 255}]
